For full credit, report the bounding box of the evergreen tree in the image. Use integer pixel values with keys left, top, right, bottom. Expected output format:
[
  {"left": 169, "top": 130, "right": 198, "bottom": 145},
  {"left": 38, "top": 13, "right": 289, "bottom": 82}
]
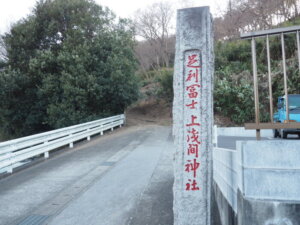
[{"left": 0, "top": 0, "right": 138, "bottom": 138}]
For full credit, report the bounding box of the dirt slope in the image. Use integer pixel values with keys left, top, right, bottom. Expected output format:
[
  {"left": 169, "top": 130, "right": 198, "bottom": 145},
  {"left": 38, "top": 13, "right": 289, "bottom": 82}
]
[{"left": 126, "top": 98, "right": 172, "bottom": 126}]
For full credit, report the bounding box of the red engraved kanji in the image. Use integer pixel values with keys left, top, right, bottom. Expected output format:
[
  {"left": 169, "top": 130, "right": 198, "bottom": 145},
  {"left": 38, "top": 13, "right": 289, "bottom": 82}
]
[
  {"left": 185, "top": 159, "right": 200, "bottom": 178},
  {"left": 186, "top": 69, "right": 199, "bottom": 83},
  {"left": 187, "top": 143, "right": 199, "bottom": 158},
  {"left": 186, "top": 99, "right": 198, "bottom": 109},
  {"left": 186, "top": 84, "right": 200, "bottom": 98},
  {"left": 186, "top": 115, "right": 200, "bottom": 127},
  {"left": 187, "top": 128, "right": 201, "bottom": 144},
  {"left": 187, "top": 54, "right": 200, "bottom": 68},
  {"left": 186, "top": 179, "right": 200, "bottom": 191}
]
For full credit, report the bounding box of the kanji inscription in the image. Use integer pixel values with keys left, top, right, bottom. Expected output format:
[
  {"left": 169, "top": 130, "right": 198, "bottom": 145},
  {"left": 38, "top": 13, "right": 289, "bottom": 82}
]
[{"left": 184, "top": 50, "right": 202, "bottom": 191}]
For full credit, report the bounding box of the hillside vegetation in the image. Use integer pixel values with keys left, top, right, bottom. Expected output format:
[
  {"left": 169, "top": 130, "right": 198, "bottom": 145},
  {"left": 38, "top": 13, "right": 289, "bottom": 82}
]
[
  {"left": 133, "top": 0, "right": 300, "bottom": 126},
  {"left": 142, "top": 27, "right": 300, "bottom": 125},
  {"left": 214, "top": 34, "right": 300, "bottom": 124},
  {"left": 0, "top": 0, "right": 138, "bottom": 139},
  {"left": 1, "top": 0, "right": 300, "bottom": 140}
]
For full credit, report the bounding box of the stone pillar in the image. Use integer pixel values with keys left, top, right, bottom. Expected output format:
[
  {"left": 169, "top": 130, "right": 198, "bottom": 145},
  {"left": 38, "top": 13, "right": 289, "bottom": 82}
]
[{"left": 173, "top": 7, "right": 214, "bottom": 225}]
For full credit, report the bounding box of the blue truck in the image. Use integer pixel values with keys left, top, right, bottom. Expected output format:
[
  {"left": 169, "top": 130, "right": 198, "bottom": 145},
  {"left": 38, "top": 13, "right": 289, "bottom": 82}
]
[{"left": 273, "top": 94, "right": 300, "bottom": 138}]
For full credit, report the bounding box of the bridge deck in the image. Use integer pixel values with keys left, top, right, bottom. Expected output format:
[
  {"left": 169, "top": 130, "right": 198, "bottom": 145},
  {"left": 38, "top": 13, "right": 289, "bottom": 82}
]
[{"left": 0, "top": 125, "right": 174, "bottom": 225}]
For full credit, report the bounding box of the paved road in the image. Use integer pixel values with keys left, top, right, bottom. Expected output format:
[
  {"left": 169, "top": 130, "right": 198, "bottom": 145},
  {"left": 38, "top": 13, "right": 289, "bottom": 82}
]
[
  {"left": 2, "top": 125, "right": 294, "bottom": 225},
  {"left": 0, "top": 125, "right": 174, "bottom": 225}
]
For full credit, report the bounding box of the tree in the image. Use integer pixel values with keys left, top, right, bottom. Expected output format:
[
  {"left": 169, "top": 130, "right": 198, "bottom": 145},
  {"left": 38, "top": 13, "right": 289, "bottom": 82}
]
[
  {"left": 134, "top": 1, "right": 174, "bottom": 69},
  {"left": 214, "top": 0, "right": 300, "bottom": 40},
  {"left": 134, "top": 35, "right": 175, "bottom": 77},
  {"left": 0, "top": 0, "right": 138, "bottom": 138}
]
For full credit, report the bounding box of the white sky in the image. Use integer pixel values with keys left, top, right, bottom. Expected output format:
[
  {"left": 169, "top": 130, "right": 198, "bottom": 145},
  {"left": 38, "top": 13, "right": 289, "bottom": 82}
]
[{"left": 0, "top": 0, "right": 228, "bottom": 35}]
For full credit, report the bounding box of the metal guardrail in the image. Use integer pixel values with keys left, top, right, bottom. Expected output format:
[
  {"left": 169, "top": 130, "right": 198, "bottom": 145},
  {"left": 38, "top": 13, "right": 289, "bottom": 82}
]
[{"left": 0, "top": 114, "right": 125, "bottom": 174}]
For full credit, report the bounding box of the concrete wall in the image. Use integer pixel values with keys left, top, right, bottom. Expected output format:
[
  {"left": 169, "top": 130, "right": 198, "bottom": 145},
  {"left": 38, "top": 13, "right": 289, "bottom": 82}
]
[
  {"left": 237, "top": 141, "right": 300, "bottom": 201},
  {"left": 213, "top": 148, "right": 238, "bottom": 225},
  {"left": 212, "top": 181, "right": 237, "bottom": 225},
  {"left": 213, "top": 148, "right": 237, "bottom": 213},
  {"left": 213, "top": 140, "right": 300, "bottom": 225},
  {"left": 217, "top": 127, "right": 273, "bottom": 137}
]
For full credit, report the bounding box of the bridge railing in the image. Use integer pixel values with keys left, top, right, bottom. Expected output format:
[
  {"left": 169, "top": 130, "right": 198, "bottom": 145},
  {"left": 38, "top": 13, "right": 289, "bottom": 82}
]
[{"left": 0, "top": 114, "right": 125, "bottom": 174}]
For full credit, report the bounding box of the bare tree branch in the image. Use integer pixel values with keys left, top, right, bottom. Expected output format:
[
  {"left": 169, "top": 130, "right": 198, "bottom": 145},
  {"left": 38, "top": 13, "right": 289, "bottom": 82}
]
[
  {"left": 134, "top": 1, "right": 174, "bottom": 69},
  {"left": 214, "top": 0, "right": 300, "bottom": 40},
  {"left": 0, "top": 36, "right": 7, "bottom": 61}
]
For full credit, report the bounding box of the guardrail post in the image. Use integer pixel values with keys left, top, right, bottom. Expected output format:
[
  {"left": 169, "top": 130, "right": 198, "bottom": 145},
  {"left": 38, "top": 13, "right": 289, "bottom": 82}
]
[
  {"left": 122, "top": 114, "right": 126, "bottom": 126},
  {"left": 6, "top": 152, "right": 13, "bottom": 174},
  {"left": 7, "top": 164, "right": 13, "bottom": 173},
  {"left": 7, "top": 145, "right": 14, "bottom": 173},
  {"left": 44, "top": 141, "right": 49, "bottom": 158},
  {"left": 87, "top": 128, "right": 91, "bottom": 141},
  {"left": 6, "top": 145, "right": 16, "bottom": 173},
  {"left": 69, "top": 134, "right": 74, "bottom": 148},
  {"left": 44, "top": 152, "right": 49, "bottom": 158},
  {"left": 111, "top": 127, "right": 114, "bottom": 131},
  {"left": 100, "top": 125, "right": 104, "bottom": 135}
]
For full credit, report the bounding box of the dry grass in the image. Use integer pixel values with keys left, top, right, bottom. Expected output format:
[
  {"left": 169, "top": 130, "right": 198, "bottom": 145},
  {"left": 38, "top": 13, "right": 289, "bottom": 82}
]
[{"left": 126, "top": 98, "right": 172, "bottom": 126}]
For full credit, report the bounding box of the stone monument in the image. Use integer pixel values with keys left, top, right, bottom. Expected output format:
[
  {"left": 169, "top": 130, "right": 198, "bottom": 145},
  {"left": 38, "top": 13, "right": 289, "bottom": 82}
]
[{"left": 173, "top": 6, "right": 214, "bottom": 225}]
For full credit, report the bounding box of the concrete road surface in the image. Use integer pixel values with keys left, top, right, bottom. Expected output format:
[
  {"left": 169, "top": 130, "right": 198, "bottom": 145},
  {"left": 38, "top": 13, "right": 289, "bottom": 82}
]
[
  {"left": 0, "top": 125, "right": 174, "bottom": 225},
  {"left": 1, "top": 125, "right": 280, "bottom": 225}
]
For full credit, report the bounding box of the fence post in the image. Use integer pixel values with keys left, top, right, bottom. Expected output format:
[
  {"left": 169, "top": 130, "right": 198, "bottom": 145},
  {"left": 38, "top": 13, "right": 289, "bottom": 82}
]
[{"left": 173, "top": 7, "right": 214, "bottom": 225}]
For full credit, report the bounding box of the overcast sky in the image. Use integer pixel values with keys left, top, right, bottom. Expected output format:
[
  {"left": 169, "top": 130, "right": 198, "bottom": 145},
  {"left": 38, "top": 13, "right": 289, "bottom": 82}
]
[{"left": 0, "top": 0, "right": 228, "bottom": 35}]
